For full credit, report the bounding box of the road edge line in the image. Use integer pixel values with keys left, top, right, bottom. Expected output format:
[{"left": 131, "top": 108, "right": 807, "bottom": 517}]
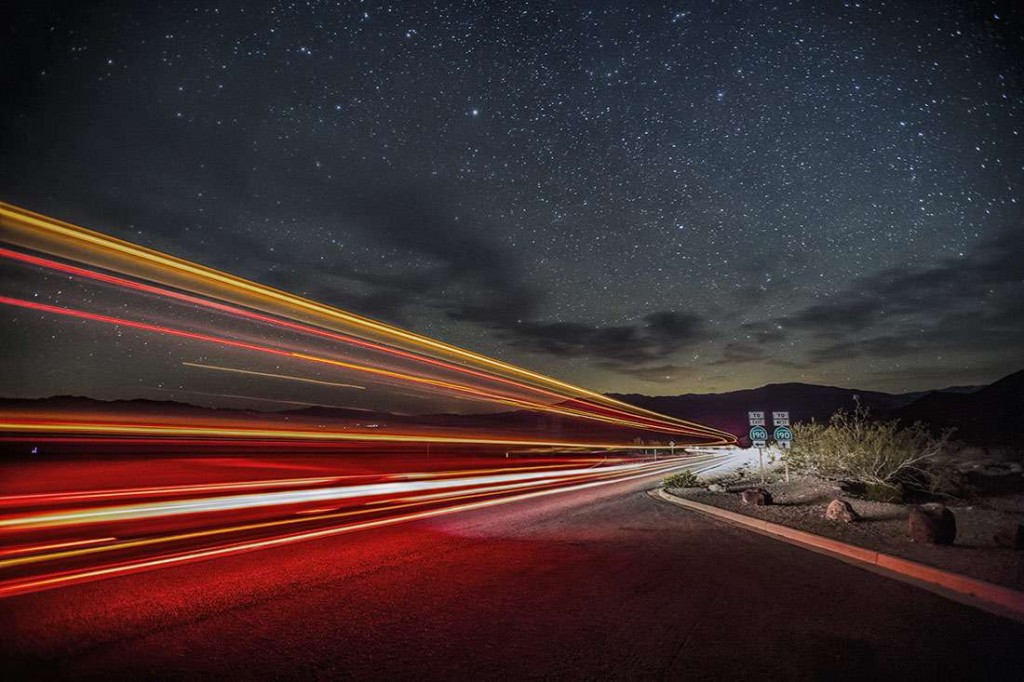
[{"left": 649, "top": 487, "right": 1024, "bottom": 623}]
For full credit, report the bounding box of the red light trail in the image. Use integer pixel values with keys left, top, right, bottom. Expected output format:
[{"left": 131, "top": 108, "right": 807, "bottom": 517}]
[{"left": 0, "top": 453, "right": 727, "bottom": 598}]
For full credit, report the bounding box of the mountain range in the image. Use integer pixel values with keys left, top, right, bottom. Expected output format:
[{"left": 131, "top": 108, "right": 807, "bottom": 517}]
[
  {"left": 2, "top": 370, "right": 1020, "bottom": 446},
  {"left": 610, "top": 369, "right": 1024, "bottom": 445}
]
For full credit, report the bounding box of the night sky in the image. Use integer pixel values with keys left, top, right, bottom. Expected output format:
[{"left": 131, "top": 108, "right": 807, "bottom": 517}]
[{"left": 2, "top": 1, "right": 1022, "bottom": 399}]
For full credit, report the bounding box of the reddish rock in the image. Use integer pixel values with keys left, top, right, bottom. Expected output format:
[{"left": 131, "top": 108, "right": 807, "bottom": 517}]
[
  {"left": 993, "top": 524, "right": 1024, "bottom": 550},
  {"left": 908, "top": 503, "right": 956, "bottom": 545},
  {"left": 825, "top": 498, "right": 860, "bottom": 523},
  {"left": 740, "top": 488, "right": 773, "bottom": 506}
]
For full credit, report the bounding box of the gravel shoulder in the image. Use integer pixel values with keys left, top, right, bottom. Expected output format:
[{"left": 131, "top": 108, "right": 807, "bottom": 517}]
[{"left": 666, "top": 475, "right": 1024, "bottom": 590}]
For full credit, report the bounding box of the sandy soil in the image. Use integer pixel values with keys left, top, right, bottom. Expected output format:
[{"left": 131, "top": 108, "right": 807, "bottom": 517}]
[{"left": 667, "top": 474, "right": 1024, "bottom": 590}]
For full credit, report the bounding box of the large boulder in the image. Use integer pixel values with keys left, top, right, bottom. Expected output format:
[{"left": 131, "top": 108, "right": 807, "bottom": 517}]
[
  {"left": 908, "top": 503, "right": 957, "bottom": 545},
  {"left": 825, "top": 498, "right": 860, "bottom": 523},
  {"left": 740, "top": 488, "right": 773, "bottom": 506}
]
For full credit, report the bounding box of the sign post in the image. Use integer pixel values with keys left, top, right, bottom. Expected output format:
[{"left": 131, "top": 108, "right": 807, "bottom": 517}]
[
  {"left": 748, "top": 414, "right": 768, "bottom": 482},
  {"left": 773, "top": 421, "right": 793, "bottom": 483}
]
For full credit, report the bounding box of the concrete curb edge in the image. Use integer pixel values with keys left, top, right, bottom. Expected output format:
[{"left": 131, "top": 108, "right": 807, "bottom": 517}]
[{"left": 649, "top": 487, "right": 1024, "bottom": 623}]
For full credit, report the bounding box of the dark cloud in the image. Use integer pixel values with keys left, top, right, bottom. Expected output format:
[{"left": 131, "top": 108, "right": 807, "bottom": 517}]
[
  {"left": 494, "top": 311, "right": 710, "bottom": 365},
  {"left": 784, "top": 298, "right": 883, "bottom": 334},
  {"left": 710, "top": 342, "right": 768, "bottom": 365},
  {"left": 777, "top": 228, "right": 1024, "bottom": 364},
  {"left": 600, "top": 363, "right": 694, "bottom": 384}
]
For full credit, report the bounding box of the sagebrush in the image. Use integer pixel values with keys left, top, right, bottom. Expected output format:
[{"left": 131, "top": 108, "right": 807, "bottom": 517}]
[
  {"left": 788, "top": 400, "right": 952, "bottom": 486},
  {"left": 664, "top": 469, "right": 701, "bottom": 488}
]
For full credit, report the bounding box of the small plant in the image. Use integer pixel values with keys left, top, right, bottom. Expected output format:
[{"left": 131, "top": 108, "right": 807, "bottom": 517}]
[{"left": 664, "top": 469, "right": 701, "bottom": 488}]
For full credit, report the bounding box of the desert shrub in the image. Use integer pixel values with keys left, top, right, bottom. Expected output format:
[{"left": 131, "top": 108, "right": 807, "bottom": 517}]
[
  {"left": 788, "top": 400, "right": 952, "bottom": 487},
  {"left": 664, "top": 469, "right": 700, "bottom": 488}
]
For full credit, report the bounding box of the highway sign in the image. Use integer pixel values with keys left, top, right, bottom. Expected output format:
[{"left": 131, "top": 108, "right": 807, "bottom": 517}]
[
  {"left": 772, "top": 411, "right": 789, "bottom": 420},
  {"left": 748, "top": 418, "right": 765, "bottom": 426},
  {"left": 773, "top": 426, "right": 793, "bottom": 442},
  {"left": 748, "top": 411, "right": 764, "bottom": 422},
  {"left": 773, "top": 417, "right": 790, "bottom": 426},
  {"left": 778, "top": 440, "right": 792, "bottom": 450},
  {"left": 749, "top": 425, "right": 768, "bottom": 445}
]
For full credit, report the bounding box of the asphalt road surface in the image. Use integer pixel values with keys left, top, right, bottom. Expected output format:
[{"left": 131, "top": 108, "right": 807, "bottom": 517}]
[{"left": 2, "top": 470, "right": 1022, "bottom": 680}]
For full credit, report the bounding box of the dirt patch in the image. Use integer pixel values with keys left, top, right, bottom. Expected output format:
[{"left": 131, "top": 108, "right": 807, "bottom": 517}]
[{"left": 667, "top": 475, "right": 1024, "bottom": 590}]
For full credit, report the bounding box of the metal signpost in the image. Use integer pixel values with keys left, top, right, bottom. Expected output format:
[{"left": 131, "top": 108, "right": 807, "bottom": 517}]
[
  {"left": 773, "top": 415, "right": 793, "bottom": 482},
  {"left": 748, "top": 412, "right": 768, "bottom": 482}
]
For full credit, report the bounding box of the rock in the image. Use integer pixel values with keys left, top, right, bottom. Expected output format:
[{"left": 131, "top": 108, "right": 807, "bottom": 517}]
[
  {"left": 908, "top": 503, "right": 957, "bottom": 545},
  {"left": 740, "top": 488, "right": 773, "bottom": 506},
  {"left": 993, "top": 524, "right": 1024, "bottom": 550},
  {"left": 838, "top": 480, "right": 866, "bottom": 496},
  {"left": 707, "top": 483, "right": 726, "bottom": 493},
  {"left": 825, "top": 498, "right": 860, "bottom": 523}
]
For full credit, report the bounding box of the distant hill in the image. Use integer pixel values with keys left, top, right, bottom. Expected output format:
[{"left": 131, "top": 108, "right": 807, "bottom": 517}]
[
  {"left": 609, "top": 383, "right": 901, "bottom": 440},
  {"left": 893, "top": 370, "right": 1024, "bottom": 445},
  {"left": 610, "top": 371, "right": 1021, "bottom": 445}
]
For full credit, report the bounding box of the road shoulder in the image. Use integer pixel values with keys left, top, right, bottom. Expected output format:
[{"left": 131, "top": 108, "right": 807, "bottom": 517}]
[{"left": 651, "top": 487, "right": 1024, "bottom": 623}]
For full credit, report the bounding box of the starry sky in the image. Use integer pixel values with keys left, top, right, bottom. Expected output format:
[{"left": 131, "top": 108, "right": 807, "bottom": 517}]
[{"left": 2, "top": 0, "right": 1022, "bottom": 399}]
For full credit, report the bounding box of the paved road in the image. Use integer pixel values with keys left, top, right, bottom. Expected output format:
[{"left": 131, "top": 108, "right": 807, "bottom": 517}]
[{"left": 2, "top": 472, "right": 1022, "bottom": 680}]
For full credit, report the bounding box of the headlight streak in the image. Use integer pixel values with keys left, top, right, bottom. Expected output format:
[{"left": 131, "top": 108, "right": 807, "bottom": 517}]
[
  {"left": 0, "top": 460, "right": 692, "bottom": 530},
  {"left": 0, "top": 466, "right": 623, "bottom": 572},
  {"left": 0, "top": 457, "right": 715, "bottom": 598},
  {"left": 0, "top": 476, "right": 353, "bottom": 507}
]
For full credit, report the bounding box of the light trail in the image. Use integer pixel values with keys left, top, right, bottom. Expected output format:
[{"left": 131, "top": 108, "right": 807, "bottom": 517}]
[
  {"left": 0, "top": 295, "right": 722, "bottom": 438},
  {"left": 0, "top": 476, "right": 351, "bottom": 507},
  {"left": 0, "top": 203, "right": 736, "bottom": 443},
  {"left": 0, "top": 537, "right": 117, "bottom": 559},
  {"left": 181, "top": 362, "right": 366, "bottom": 390},
  {"left": 0, "top": 417, "right": 734, "bottom": 448},
  {"left": 0, "top": 460, "right": 691, "bottom": 530},
  {"left": 0, "top": 457, "right": 709, "bottom": 598},
  {"left": 0, "top": 203, "right": 738, "bottom": 598},
  {"left": 0, "top": 247, "right": 686, "bottom": 434}
]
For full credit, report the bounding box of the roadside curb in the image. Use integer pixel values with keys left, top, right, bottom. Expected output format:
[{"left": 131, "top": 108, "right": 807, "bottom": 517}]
[{"left": 649, "top": 487, "right": 1024, "bottom": 623}]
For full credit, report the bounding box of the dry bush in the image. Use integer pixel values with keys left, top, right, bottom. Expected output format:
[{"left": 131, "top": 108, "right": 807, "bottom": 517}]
[
  {"left": 788, "top": 400, "right": 952, "bottom": 487},
  {"left": 663, "top": 469, "right": 701, "bottom": 488}
]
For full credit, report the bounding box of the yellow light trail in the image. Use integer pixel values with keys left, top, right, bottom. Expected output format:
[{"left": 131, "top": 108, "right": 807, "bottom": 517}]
[
  {"left": 0, "top": 294, "right": 708, "bottom": 436},
  {"left": 0, "top": 202, "right": 736, "bottom": 443},
  {"left": 0, "top": 419, "right": 732, "bottom": 448},
  {"left": 181, "top": 362, "right": 366, "bottom": 390}
]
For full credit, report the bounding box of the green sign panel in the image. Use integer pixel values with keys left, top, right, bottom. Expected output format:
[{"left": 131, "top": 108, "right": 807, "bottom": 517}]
[
  {"left": 749, "top": 426, "right": 768, "bottom": 442},
  {"left": 773, "top": 426, "right": 793, "bottom": 441}
]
